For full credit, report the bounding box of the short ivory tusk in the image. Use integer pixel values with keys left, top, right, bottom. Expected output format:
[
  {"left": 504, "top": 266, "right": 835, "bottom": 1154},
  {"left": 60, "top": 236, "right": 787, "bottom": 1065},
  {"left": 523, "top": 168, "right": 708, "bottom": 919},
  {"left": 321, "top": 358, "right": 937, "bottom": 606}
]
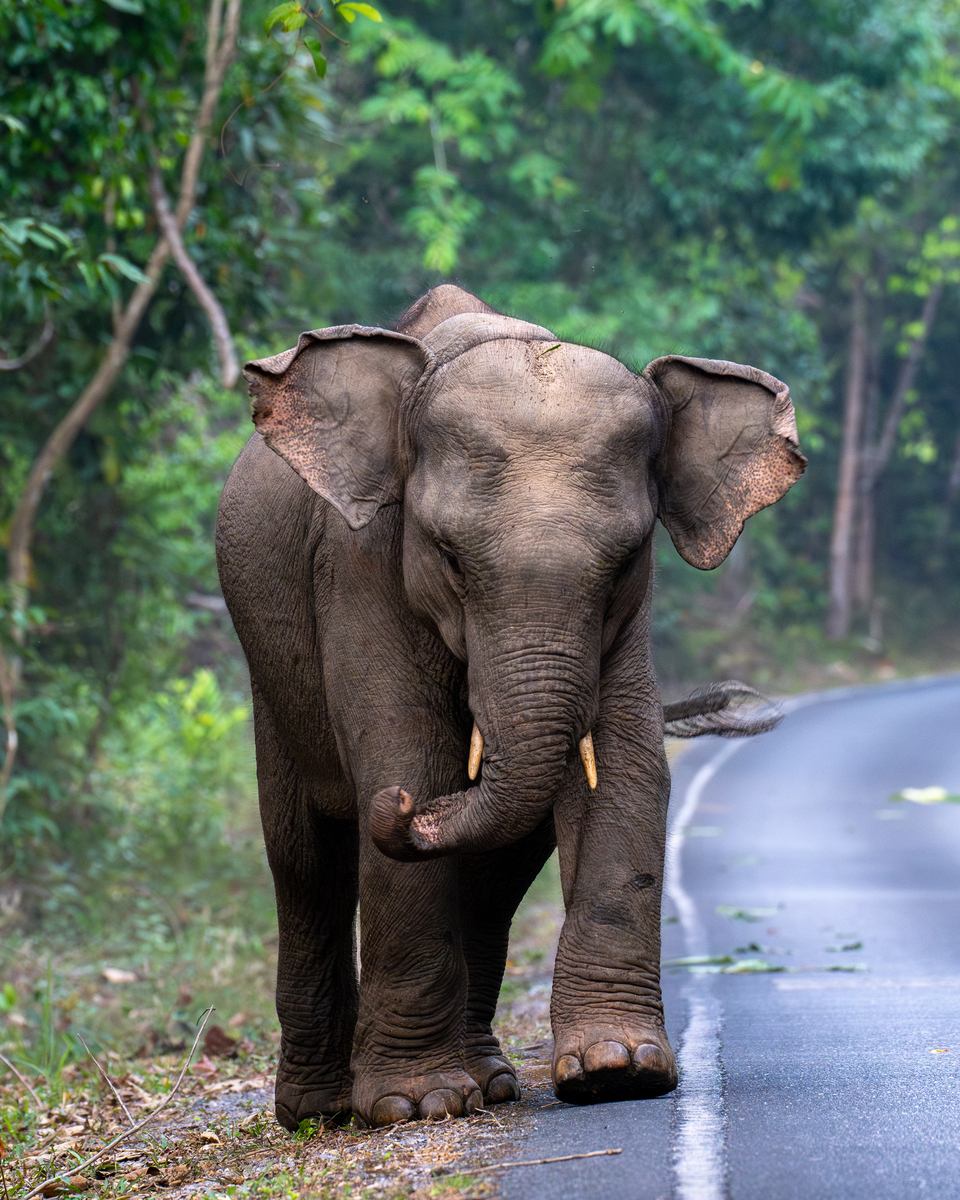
[
  {"left": 468, "top": 723, "right": 484, "bottom": 781},
  {"left": 579, "top": 732, "right": 598, "bottom": 789}
]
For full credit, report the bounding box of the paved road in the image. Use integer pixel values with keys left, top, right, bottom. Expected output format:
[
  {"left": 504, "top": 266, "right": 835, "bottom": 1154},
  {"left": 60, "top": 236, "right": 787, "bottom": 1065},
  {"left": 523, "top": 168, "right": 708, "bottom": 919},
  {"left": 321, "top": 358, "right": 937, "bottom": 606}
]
[{"left": 500, "top": 675, "right": 960, "bottom": 1200}]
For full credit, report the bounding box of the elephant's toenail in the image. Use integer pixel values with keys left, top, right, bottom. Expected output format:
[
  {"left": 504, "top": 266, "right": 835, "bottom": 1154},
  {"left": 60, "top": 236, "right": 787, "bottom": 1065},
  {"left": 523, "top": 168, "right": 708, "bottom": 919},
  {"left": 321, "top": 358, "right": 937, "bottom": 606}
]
[
  {"left": 555, "top": 1054, "right": 585, "bottom": 1084},
  {"left": 485, "top": 1072, "right": 520, "bottom": 1105},
  {"left": 420, "top": 1088, "right": 462, "bottom": 1120},
  {"left": 583, "top": 1041, "right": 631, "bottom": 1073},
  {"left": 274, "top": 1102, "right": 299, "bottom": 1133},
  {"left": 465, "top": 1087, "right": 483, "bottom": 1114},
  {"left": 370, "top": 1095, "right": 416, "bottom": 1126},
  {"left": 632, "top": 1043, "right": 670, "bottom": 1072}
]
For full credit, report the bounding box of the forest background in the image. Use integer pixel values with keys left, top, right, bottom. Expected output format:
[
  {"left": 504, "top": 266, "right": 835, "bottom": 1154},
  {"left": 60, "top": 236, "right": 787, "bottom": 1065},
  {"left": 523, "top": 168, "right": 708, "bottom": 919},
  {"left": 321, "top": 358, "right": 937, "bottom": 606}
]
[{"left": 2, "top": 0, "right": 960, "bottom": 1088}]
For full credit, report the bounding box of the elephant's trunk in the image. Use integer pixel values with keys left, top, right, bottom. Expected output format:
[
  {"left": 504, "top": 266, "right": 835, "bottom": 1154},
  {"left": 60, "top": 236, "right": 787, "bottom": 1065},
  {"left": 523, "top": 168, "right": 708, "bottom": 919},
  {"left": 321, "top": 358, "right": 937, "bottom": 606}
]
[{"left": 370, "top": 617, "right": 598, "bottom": 860}]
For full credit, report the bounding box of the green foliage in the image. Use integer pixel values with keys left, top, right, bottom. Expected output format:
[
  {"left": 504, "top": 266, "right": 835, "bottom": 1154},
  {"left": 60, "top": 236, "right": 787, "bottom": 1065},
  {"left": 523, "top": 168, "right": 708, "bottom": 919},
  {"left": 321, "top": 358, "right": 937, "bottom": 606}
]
[{"left": 3, "top": 0, "right": 960, "bottom": 945}]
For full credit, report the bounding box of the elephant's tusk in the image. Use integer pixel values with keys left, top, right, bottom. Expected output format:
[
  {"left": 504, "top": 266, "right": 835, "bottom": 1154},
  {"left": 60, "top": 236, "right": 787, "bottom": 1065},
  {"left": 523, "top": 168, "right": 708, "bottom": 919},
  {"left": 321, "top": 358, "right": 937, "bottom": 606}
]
[
  {"left": 579, "top": 732, "right": 598, "bottom": 789},
  {"left": 468, "top": 723, "right": 484, "bottom": 781}
]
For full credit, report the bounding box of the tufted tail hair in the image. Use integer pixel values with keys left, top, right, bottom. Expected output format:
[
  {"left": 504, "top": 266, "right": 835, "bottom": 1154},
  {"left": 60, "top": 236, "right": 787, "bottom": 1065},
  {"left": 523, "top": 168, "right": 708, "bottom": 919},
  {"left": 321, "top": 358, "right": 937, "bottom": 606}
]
[{"left": 663, "top": 680, "right": 782, "bottom": 739}]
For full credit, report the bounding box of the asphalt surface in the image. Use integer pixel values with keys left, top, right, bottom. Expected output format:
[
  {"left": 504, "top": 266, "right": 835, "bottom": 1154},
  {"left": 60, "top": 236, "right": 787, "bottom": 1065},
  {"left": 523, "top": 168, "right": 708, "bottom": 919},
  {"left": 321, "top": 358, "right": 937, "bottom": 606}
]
[{"left": 499, "top": 674, "right": 960, "bottom": 1200}]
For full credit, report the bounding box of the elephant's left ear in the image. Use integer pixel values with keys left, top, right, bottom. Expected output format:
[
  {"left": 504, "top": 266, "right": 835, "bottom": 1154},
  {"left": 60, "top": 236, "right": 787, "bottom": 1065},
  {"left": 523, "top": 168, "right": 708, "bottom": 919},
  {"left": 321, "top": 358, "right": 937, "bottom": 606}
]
[{"left": 645, "top": 355, "right": 806, "bottom": 570}]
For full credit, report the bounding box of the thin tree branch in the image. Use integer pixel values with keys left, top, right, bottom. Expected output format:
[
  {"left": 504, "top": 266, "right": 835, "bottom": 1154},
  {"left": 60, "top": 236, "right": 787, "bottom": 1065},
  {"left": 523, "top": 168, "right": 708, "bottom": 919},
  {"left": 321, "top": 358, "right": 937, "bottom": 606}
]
[
  {"left": 863, "top": 282, "right": 943, "bottom": 491},
  {"left": 0, "top": 318, "right": 54, "bottom": 372},
  {"left": 0, "top": 1052, "right": 41, "bottom": 1106},
  {"left": 5, "top": 234, "right": 172, "bottom": 628},
  {"left": 439, "top": 1148, "right": 624, "bottom": 1176},
  {"left": 20, "top": 1010, "right": 214, "bottom": 1200},
  {"left": 0, "top": 641, "right": 19, "bottom": 822},
  {"left": 147, "top": 166, "right": 238, "bottom": 387},
  {"left": 77, "top": 1036, "right": 135, "bottom": 1127},
  {"left": 178, "top": 0, "right": 242, "bottom": 227},
  {"left": 220, "top": 49, "right": 296, "bottom": 182},
  {"left": 948, "top": 419, "right": 960, "bottom": 506},
  {"left": 827, "top": 274, "right": 868, "bottom": 641}
]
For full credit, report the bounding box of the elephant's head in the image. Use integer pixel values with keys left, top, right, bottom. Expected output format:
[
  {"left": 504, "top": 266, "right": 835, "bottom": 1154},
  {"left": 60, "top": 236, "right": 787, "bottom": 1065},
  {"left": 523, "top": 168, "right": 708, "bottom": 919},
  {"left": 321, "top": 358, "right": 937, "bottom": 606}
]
[{"left": 244, "top": 286, "right": 805, "bottom": 860}]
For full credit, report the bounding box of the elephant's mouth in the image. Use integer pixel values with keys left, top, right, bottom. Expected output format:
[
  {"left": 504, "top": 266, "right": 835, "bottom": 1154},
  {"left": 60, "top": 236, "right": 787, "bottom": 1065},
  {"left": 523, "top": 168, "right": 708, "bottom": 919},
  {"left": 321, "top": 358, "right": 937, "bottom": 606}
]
[{"left": 465, "top": 721, "right": 598, "bottom": 791}]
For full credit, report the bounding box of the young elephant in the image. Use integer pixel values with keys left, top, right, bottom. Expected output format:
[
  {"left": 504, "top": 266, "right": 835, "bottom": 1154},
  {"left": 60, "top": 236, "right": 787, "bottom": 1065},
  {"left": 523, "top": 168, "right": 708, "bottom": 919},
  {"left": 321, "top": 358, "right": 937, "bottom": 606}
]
[{"left": 216, "top": 285, "right": 804, "bottom": 1129}]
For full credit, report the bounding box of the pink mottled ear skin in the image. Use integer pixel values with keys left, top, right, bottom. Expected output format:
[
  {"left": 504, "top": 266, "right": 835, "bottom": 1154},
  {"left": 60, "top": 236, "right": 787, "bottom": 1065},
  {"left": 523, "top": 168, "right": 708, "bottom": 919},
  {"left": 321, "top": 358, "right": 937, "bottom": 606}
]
[
  {"left": 244, "top": 326, "right": 430, "bottom": 530},
  {"left": 645, "top": 355, "right": 806, "bottom": 570}
]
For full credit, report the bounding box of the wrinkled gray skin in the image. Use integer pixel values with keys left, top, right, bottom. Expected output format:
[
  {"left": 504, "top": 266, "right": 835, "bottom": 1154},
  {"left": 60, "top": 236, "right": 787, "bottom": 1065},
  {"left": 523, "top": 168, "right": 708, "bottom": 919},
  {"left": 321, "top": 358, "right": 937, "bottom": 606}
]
[{"left": 216, "top": 286, "right": 805, "bottom": 1130}]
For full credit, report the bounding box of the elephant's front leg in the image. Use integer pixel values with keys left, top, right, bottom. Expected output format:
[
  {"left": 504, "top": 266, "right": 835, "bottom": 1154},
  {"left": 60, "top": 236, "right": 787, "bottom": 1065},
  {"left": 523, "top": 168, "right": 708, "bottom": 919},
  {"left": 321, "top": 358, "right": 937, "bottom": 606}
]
[
  {"left": 458, "top": 818, "right": 557, "bottom": 1105},
  {"left": 550, "top": 647, "right": 678, "bottom": 1104},
  {"left": 351, "top": 835, "right": 483, "bottom": 1126}
]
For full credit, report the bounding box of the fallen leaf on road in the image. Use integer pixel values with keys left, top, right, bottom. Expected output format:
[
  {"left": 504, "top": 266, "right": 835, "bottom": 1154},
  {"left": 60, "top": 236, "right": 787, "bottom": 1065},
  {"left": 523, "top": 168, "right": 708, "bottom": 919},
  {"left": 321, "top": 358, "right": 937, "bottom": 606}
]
[
  {"left": 891, "top": 787, "right": 960, "bottom": 804},
  {"left": 716, "top": 905, "right": 779, "bottom": 922},
  {"left": 663, "top": 955, "right": 735, "bottom": 967}
]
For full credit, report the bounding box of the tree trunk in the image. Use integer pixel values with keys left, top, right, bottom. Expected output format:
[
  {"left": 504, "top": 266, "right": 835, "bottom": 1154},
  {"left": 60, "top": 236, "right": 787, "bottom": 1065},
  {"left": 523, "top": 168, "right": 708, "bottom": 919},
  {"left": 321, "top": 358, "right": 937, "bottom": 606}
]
[
  {"left": 852, "top": 320, "right": 881, "bottom": 614},
  {"left": 852, "top": 494, "right": 874, "bottom": 617},
  {"left": 0, "top": 0, "right": 241, "bottom": 821},
  {"left": 932, "top": 417, "right": 960, "bottom": 559},
  {"left": 827, "top": 275, "right": 868, "bottom": 641},
  {"left": 850, "top": 282, "right": 944, "bottom": 620},
  {"left": 948, "top": 422, "right": 960, "bottom": 507},
  {"left": 868, "top": 283, "right": 943, "bottom": 486}
]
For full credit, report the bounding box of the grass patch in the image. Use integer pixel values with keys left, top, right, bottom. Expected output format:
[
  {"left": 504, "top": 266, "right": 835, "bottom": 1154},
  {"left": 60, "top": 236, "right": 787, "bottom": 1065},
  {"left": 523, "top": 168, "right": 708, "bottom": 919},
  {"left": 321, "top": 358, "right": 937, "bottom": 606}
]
[{"left": 0, "top": 839, "right": 565, "bottom": 1198}]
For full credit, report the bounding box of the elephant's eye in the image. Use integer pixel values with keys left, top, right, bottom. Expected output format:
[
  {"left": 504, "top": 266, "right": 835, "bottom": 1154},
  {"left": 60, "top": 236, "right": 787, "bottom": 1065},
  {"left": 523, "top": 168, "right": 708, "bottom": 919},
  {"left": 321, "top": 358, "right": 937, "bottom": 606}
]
[{"left": 439, "top": 547, "right": 466, "bottom": 594}]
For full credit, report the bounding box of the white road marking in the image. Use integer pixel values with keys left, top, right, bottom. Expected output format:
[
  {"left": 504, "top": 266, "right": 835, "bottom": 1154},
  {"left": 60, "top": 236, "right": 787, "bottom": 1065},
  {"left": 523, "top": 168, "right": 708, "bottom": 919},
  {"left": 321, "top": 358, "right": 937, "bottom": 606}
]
[{"left": 665, "top": 741, "right": 741, "bottom": 1200}]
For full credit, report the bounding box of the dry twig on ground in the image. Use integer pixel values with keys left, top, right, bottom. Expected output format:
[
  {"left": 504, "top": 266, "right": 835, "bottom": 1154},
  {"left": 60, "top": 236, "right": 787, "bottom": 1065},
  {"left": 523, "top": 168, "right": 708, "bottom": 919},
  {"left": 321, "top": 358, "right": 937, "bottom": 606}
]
[
  {"left": 440, "top": 1147, "right": 623, "bottom": 1176},
  {"left": 19, "top": 1009, "right": 214, "bottom": 1200},
  {"left": 77, "top": 1036, "right": 135, "bottom": 1127}
]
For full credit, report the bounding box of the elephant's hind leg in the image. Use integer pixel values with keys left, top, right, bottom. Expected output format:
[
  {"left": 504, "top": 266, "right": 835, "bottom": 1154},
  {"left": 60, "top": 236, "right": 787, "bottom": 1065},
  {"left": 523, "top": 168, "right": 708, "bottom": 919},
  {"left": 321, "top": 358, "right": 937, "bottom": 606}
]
[
  {"left": 255, "top": 698, "right": 359, "bottom": 1131},
  {"left": 458, "top": 818, "right": 557, "bottom": 1105}
]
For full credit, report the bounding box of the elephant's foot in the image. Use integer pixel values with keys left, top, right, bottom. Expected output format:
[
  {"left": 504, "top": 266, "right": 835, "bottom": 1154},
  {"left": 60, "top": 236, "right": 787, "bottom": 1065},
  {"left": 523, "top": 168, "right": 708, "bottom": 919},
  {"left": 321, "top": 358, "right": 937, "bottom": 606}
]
[
  {"left": 552, "top": 1023, "right": 677, "bottom": 1105},
  {"left": 274, "top": 1056, "right": 353, "bottom": 1132},
  {"left": 352, "top": 1063, "right": 483, "bottom": 1128},
  {"left": 464, "top": 1031, "right": 520, "bottom": 1105}
]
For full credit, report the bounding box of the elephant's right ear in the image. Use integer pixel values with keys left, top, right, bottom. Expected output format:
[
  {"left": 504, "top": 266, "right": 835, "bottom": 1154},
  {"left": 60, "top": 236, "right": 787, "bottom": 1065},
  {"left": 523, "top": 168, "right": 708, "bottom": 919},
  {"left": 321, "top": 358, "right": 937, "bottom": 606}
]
[{"left": 244, "top": 326, "right": 433, "bottom": 531}]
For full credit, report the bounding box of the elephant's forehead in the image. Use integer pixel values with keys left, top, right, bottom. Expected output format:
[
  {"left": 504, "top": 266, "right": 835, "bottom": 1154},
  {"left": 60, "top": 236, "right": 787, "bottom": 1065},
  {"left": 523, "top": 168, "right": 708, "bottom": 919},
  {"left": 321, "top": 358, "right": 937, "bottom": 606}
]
[{"left": 422, "top": 338, "right": 648, "bottom": 440}]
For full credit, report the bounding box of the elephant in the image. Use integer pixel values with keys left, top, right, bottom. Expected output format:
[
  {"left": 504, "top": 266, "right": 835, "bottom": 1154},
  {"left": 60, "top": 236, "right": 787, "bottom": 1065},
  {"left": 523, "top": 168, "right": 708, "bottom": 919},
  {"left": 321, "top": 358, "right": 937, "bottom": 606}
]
[{"left": 215, "top": 284, "right": 804, "bottom": 1130}]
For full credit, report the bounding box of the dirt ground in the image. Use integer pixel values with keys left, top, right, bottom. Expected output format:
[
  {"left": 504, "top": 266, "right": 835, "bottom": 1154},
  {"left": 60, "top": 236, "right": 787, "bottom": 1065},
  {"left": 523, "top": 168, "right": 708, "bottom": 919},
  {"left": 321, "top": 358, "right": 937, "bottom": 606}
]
[{"left": 2, "top": 862, "right": 565, "bottom": 1200}]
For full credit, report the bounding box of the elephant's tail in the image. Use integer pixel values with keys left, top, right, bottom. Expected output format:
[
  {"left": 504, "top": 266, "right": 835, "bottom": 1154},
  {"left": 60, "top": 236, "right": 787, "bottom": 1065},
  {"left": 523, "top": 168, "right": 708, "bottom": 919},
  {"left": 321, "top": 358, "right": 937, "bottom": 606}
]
[{"left": 663, "top": 680, "right": 782, "bottom": 739}]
